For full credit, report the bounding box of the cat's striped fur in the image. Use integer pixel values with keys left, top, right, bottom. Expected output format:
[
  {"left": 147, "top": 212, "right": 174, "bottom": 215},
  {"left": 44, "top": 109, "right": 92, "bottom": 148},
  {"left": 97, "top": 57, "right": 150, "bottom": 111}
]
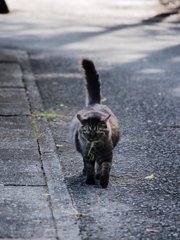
[{"left": 70, "top": 58, "right": 120, "bottom": 188}]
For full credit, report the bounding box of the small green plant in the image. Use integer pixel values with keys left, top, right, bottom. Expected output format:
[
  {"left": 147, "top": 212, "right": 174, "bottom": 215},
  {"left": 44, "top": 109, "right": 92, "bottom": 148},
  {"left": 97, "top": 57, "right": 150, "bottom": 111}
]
[
  {"left": 33, "top": 113, "right": 71, "bottom": 119},
  {"left": 88, "top": 141, "right": 95, "bottom": 161}
]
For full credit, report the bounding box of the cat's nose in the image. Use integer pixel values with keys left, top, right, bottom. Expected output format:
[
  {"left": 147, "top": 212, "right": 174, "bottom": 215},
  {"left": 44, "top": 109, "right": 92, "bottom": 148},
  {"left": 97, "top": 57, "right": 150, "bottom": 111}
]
[
  {"left": 90, "top": 137, "right": 97, "bottom": 141},
  {"left": 90, "top": 132, "right": 96, "bottom": 141},
  {"left": 89, "top": 136, "right": 94, "bottom": 141}
]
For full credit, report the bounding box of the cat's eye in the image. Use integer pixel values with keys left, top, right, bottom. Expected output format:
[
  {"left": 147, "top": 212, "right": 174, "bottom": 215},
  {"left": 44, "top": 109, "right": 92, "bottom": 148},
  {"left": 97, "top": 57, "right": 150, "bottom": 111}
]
[
  {"left": 96, "top": 130, "right": 102, "bottom": 134},
  {"left": 83, "top": 130, "right": 90, "bottom": 134}
]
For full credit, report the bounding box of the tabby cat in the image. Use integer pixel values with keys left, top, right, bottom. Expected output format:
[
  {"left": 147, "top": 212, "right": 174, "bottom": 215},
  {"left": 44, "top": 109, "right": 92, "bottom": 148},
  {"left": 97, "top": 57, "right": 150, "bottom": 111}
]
[{"left": 70, "top": 58, "right": 120, "bottom": 188}]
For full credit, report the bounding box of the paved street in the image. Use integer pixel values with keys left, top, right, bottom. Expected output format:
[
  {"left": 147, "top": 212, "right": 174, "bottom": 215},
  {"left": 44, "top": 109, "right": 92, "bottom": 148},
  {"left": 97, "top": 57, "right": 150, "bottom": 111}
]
[{"left": 0, "top": 0, "right": 180, "bottom": 239}]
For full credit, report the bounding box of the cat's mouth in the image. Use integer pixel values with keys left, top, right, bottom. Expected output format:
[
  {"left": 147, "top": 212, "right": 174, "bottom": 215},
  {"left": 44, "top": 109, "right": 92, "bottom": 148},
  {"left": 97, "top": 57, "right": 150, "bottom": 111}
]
[{"left": 88, "top": 139, "right": 100, "bottom": 143}]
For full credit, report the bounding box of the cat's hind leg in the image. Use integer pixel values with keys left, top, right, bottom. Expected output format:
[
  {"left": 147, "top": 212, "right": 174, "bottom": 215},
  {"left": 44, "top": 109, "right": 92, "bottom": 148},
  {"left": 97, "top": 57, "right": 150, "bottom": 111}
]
[{"left": 100, "top": 161, "right": 112, "bottom": 188}]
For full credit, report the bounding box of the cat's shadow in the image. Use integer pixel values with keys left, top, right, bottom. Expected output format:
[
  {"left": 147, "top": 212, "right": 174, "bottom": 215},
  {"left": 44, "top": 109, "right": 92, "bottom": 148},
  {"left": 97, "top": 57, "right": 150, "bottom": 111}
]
[{"left": 64, "top": 172, "right": 106, "bottom": 193}]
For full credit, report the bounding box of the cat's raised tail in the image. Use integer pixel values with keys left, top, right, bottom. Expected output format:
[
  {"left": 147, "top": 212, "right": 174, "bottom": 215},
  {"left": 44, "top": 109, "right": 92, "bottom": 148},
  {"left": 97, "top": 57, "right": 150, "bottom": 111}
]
[{"left": 81, "top": 58, "right": 101, "bottom": 106}]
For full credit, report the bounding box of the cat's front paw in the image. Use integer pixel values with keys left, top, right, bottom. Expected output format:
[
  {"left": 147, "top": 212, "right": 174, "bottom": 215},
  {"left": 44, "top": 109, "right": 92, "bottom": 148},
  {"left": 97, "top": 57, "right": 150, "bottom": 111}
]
[
  {"left": 96, "top": 173, "right": 101, "bottom": 180},
  {"left": 86, "top": 178, "right": 95, "bottom": 185},
  {"left": 100, "top": 176, "right": 109, "bottom": 188}
]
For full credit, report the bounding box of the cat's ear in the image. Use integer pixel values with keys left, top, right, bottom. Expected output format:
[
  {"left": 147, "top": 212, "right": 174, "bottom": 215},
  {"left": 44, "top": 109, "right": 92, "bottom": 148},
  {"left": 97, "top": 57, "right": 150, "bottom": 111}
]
[
  {"left": 101, "top": 114, "right": 111, "bottom": 123},
  {"left": 77, "top": 114, "right": 87, "bottom": 123}
]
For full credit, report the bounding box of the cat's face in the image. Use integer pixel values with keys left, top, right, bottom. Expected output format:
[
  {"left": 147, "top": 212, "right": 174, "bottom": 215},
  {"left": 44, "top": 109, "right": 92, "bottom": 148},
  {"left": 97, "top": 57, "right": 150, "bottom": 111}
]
[
  {"left": 77, "top": 114, "right": 111, "bottom": 142},
  {"left": 80, "top": 122, "right": 108, "bottom": 142}
]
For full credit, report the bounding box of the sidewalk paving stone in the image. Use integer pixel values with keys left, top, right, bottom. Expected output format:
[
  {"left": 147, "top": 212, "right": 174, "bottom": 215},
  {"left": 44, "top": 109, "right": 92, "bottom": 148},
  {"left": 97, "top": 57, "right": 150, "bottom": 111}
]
[
  {"left": 0, "top": 160, "right": 45, "bottom": 186},
  {"left": 0, "top": 149, "right": 39, "bottom": 161},
  {"left": 0, "top": 116, "right": 33, "bottom": 129},
  {"left": 0, "top": 186, "right": 56, "bottom": 238},
  {"left": 0, "top": 63, "right": 23, "bottom": 87},
  {"left": 0, "top": 50, "right": 18, "bottom": 62},
  {"left": 0, "top": 116, "right": 37, "bottom": 150},
  {"left": 0, "top": 88, "right": 30, "bottom": 115}
]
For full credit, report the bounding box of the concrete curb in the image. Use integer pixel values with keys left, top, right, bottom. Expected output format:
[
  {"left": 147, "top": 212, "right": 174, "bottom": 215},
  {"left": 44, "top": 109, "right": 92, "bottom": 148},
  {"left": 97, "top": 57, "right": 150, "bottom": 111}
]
[{"left": 16, "top": 50, "right": 81, "bottom": 239}]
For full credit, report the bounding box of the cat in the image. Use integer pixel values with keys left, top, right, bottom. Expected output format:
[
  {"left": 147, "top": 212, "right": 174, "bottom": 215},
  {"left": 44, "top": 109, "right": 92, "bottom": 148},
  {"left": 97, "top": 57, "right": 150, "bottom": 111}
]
[{"left": 70, "top": 58, "right": 120, "bottom": 188}]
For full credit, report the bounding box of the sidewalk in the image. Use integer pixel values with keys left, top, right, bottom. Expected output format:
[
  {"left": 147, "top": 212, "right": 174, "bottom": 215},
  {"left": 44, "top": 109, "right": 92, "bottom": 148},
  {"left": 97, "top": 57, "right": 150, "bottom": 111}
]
[{"left": 0, "top": 49, "right": 80, "bottom": 239}]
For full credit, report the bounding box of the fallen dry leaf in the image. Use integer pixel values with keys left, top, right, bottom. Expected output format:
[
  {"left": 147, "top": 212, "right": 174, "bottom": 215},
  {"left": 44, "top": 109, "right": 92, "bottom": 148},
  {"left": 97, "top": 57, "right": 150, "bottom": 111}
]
[
  {"left": 144, "top": 174, "right": 155, "bottom": 179},
  {"left": 144, "top": 130, "right": 149, "bottom": 133},
  {"left": 146, "top": 228, "right": 159, "bottom": 233},
  {"left": 56, "top": 144, "right": 64, "bottom": 148},
  {"left": 92, "top": 194, "right": 102, "bottom": 197}
]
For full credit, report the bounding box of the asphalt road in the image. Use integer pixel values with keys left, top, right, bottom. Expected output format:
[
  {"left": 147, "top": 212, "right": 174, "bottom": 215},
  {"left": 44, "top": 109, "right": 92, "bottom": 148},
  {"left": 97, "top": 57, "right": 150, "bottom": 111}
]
[
  {"left": 30, "top": 44, "right": 180, "bottom": 240},
  {"left": 0, "top": 0, "right": 180, "bottom": 239}
]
